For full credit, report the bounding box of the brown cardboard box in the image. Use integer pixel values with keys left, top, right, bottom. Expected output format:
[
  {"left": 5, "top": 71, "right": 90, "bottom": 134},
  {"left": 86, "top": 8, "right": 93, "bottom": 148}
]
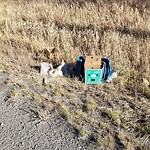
[{"left": 84, "top": 56, "right": 102, "bottom": 69}]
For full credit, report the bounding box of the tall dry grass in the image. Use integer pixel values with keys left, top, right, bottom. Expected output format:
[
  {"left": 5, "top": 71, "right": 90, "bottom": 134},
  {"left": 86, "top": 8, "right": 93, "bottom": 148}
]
[
  {"left": 0, "top": 1, "right": 149, "bottom": 149},
  {"left": 0, "top": 0, "right": 149, "bottom": 94}
]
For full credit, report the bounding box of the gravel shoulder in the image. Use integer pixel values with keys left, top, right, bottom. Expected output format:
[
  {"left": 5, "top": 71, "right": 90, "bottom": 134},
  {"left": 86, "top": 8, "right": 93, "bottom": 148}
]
[{"left": 0, "top": 72, "right": 98, "bottom": 150}]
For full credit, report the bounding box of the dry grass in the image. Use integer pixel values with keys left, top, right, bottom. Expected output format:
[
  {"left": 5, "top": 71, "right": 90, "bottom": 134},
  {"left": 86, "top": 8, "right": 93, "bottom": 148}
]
[
  {"left": 0, "top": 0, "right": 149, "bottom": 92},
  {"left": 6, "top": 71, "right": 150, "bottom": 149},
  {"left": 0, "top": 0, "right": 150, "bottom": 149}
]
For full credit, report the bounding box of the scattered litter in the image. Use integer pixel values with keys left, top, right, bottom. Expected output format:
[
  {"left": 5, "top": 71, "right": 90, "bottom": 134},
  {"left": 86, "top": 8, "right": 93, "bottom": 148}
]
[
  {"left": 101, "top": 58, "right": 111, "bottom": 82},
  {"left": 75, "top": 56, "right": 85, "bottom": 80},
  {"left": 84, "top": 56, "right": 103, "bottom": 84},
  {"left": 40, "top": 60, "right": 65, "bottom": 76},
  {"left": 40, "top": 59, "right": 73, "bottom": 78},
  {"left": 75, "top": 56, "right": 118, "bottom": 84},
  {"left": 40, "top": 56, "right": 117, "bottom": 85},
  {"left": 84, "top": 56, "right": 102, "bottom": 69},
  {"left": 49, "top": 59, "right": 65, "bottom": 77},
  {"left": 106, "top": 69, "right": 118, "bottom": 83},
  {"left": 40, "top": 62, "right": 53, "bottom": 75},
  {"left": 85, "top": 69, "right": 103, "bottom": 84}
]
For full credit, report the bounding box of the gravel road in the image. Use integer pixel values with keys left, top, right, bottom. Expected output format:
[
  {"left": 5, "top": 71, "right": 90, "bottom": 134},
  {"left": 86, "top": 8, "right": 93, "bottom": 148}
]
[{"left": 0, "top": 72, "right": 98, "bottom": 150}]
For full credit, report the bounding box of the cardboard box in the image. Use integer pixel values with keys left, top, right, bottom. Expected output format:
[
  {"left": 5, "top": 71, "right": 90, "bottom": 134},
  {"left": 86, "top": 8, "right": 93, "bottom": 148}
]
[
  {"left": 84, "top": 56, "right": 102, "bottom": 69},
  {"left": 85, "top": 69, "right": 103, "bottom": 84}
]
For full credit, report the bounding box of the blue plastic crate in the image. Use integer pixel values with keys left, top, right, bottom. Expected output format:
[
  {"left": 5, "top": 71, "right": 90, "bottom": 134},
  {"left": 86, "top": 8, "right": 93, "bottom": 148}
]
[{"left": 85, "top": 69, "right": 103, "bottom": 84}]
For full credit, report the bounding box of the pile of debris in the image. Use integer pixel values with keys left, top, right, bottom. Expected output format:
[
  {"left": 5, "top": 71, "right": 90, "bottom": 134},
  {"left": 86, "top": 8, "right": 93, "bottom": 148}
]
[
  {"left": 40, "top": 59, "right": 73, "bottom": 77},
  {"left": 40, "top": 56, "right": 117, "bottom": 84},
  {"left": 75, "top": 56, "right": 118, "bottom": 84}
]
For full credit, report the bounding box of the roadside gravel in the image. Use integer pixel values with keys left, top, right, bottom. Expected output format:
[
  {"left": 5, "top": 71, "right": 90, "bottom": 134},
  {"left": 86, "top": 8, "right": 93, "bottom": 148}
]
[{"left": 0, "top": 72, "right": 98, "bottom": 150}]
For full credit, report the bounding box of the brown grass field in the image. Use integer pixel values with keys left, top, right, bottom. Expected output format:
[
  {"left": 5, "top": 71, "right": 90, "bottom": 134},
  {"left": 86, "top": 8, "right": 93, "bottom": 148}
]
[{"left": 0, "top": 0, "right": 150, "bottom": 149}]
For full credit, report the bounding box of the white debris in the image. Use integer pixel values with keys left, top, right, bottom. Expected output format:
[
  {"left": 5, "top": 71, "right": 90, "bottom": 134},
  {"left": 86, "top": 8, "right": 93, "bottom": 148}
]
[
  {"left": 106, "top": 70, "right": 118, "bottom": 83},
  {"left": 49, "top": 59, "right": 65, "bottom": 77},
  {"left": 40, "top": 59, "right": 74, "bottom": 79},
  {"left": 56, "top": 59, "right": 65, "bottom": 72},
  {"left": 40, "top": 62, "right": 52, "bottom": 75}
]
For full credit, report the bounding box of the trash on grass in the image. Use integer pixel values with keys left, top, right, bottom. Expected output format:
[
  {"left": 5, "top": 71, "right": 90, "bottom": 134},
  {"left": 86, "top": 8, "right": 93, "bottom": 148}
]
[
  {"left": 40, "top": 62, "right": 53, "bottom": 75},
  {"left": 84, "top": 56, "right": 103, "bottom": 84},
  {"left": 106, "top": 69, "right": 118, "bottom": 83},
  {"left": 49, "top": 59, "right": 65, "bottom": 77},
  {"left": 40, "top": 59, "right": 73, "bottom": 77},
  {"left": 75, "top": 56, "right": 117, "bottom": 84},
  {"left": 101, "top": 58, "right": 111, "bottom": 82},
  {"left": 75, "top": 56, "right": 85, "bottom": 80},
  {"left": 40, "top": 56, "right": 117, "bottom": 85},
  {"left": 84, "top": 56, "right": 102, "bottom": 69}
]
